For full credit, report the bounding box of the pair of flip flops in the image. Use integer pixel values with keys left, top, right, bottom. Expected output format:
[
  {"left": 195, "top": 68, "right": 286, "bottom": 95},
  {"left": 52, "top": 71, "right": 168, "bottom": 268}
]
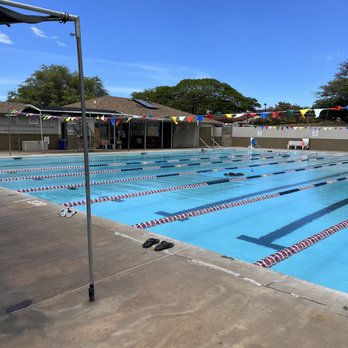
[
  {"left": 59, "top": 208, "right": 77, "bottom": 218},
  {"left": 142, "top": 238, "right": 174, "bottom": 251}
]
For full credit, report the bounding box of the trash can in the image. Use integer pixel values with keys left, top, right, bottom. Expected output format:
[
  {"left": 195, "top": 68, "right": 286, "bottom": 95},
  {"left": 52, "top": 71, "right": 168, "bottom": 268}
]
[{"left": 59, "top": 138, "right": 68, "bottom": 150}]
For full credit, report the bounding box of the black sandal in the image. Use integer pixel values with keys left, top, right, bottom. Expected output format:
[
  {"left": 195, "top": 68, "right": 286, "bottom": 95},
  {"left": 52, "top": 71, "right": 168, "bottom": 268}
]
[
  {"left": 154, "top": 241, "right": 174, "bottom": 251},
  {"left": 142, "top": 238, "right": 160, "bottom": 248}
]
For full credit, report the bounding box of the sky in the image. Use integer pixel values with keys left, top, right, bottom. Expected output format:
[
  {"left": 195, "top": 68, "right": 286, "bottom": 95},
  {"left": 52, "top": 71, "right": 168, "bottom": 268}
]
[{"left": 0, "top": 0, "right": 347, "bottom": 108}]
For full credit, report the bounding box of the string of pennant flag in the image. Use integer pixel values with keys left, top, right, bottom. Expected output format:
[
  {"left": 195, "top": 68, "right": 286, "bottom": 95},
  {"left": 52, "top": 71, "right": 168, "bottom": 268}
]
[
  {"left": 6, "top": 109, "right": 205, "bottom": 124},
  {"left": 5, "top": 105, "right": 348, "bottom": 124},
  {"left": 215, "top": 105, "right": 348, "bottom": 120}
]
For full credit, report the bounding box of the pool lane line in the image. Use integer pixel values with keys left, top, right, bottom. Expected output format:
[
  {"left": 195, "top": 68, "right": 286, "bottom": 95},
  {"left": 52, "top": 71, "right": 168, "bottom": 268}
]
[
  {"left": 18, "top": 156, "right": 343, "bottom": 193},
  {"left": 18, "top": 155, "right": 332, "bottom": 193},
  {"left": 155, "top": 170, "right": 348, "bottom": 219},
  {"left": 0, "top": 151, "right": 292, "bottom": 174},
  {"left": 0, "top": 149, "right": 285, "bottom": 172},
  {"left": 2, "top": 153, "right": 318, "bottom": 183},
  {"left": 61, "top": 161, "right": 348, "bottom": 207},
  {"left": 0, "top": 153, "right": 324, "bottom": 177},
  {"left": 13, "top": 156, "right": 298, "bottom": 191},
  {"left": 0, "top": 155, "right": 276, "bottom": 181},
  {"left": 132, "top": 176, "right": 348, "bottom": 229},
  {"left": 254, "top": 219, "right": 348, "bottom": 268}
]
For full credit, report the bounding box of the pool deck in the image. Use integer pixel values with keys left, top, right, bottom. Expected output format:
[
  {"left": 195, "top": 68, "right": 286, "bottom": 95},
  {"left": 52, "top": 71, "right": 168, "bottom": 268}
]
[
  {"left": 2, "top": 148, "right": 348, "bottom": 347},
  {"left": 1, "top": 185, "right": 348, "bottom": 348}
]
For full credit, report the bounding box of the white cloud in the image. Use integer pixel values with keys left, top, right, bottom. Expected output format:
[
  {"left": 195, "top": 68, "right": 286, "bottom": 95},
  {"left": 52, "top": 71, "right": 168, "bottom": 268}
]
[
  {"left": 56, "top": 41, "right": 67, "bottom": 47},
  {"left": 86, "top": 57, "right": 209, "bottom": 84},
  {"left": 31, "top": 26, "right": 47, "bottom": 38},
  {"left": 30, "top": 27, "right": 65, "bottom": 47},
  {"left": 312, "top": 52, "right": 343, "bottom": 63},
  {"left": 0, "top": 32, "right": 13, "bottom": 45},
  {"left": 327, "top": 55, "right": 333, "bottom": 62}
]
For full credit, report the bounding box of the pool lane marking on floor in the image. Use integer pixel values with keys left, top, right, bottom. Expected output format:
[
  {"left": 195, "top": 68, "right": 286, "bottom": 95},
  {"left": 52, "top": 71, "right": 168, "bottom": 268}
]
[
  {"left": 0, "top": 152, "right": 307, "bottom": 181},
  {"left": 238, "top": 197, "right": 348, "bottom": 250},
  {"left": 15, "top": 155, "right": 333, "bottom": 192},
  {"left": 61, "top": 163, "right": 348, "bottom": 207},
  {"left": 254, "top": 219, "right": 348, "bottom": 268},
  {"left": 132, "top": 176, "right": 348, "bottom": 229}
]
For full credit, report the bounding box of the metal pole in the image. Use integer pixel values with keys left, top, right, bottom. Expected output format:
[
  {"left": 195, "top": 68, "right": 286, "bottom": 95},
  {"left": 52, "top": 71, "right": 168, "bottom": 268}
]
[
  {"left": 39, "top": 109, "right": 44, "bottom": 153},
  {"left": 161, "top": 119, "right": 164, "bottom": 149},
  {"left": 144, "top": 120, "right": 146, "bottom": 150},
  {"left": 74, "top": 17, "right": 94, "bottom": 302},
  {"left": 0, "top": 0, "right": 76, "bottom": 19},
  {"left": 16, "top": 115, "right": 20, "bottom": 151},
  {"left": 26, "top": 105, "right": 44, "bottom": 152},
  {"left": 113, "top": 117, "right": 116, "bottom": 150},
  {"left": 170, "top": 122, "right": 173, "bottom": 148},
  {"left": 231, "top": 124, "right": 234, "bottom": 147},
  {"left": 193, "top": 124, "right": 195, "bottom": 148},
  {"left": 127, "top": 120, "right": 130, "bottom": 150},
  {"left": 7, "top": 112, "right": 11, "bottom": 156}
]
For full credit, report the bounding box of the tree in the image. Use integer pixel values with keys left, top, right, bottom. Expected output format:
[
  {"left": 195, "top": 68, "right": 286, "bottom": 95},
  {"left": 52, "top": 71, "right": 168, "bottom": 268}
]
[
  {"left": 133, "top": 86, "right": 174, "bottom": 107},
  {"left": 314, "top": 60, "right": 348, "bottom": 108},
  {"left": 132, "top": 78, "right": 260, "bottom": 114},
  {"left": 7, "top": 64, "right": 108, "bottom": 106},
  {"left": 273, "top": 101, "right": 304, "bottom": 110}
]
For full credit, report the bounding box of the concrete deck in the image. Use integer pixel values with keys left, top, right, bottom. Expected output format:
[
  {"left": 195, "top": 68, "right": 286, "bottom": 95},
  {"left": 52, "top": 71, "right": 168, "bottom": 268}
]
[{"left": 1, "top": 186, "right": 348, "bottom": 347}]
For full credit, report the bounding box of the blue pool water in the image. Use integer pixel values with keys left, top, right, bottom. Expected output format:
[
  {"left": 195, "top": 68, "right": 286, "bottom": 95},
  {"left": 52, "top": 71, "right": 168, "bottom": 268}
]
[{"left": 1, "top": 148, "right": 348, "bottom": 293}]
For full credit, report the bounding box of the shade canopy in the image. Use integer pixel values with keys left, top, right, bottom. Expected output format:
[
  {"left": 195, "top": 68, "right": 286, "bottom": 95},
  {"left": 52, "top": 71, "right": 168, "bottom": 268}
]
[{"left": 0, "top": 5, "right": 67, "bottom": 25}]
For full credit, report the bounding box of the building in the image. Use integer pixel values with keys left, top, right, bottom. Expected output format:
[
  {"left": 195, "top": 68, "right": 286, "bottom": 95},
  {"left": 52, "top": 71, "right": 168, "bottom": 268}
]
[{"left": 0, "top": 96, "right": 221, "bottom": 151}]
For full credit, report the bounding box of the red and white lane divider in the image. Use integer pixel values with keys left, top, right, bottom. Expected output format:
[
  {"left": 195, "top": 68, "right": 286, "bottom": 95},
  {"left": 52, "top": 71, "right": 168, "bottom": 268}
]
[
  {"left": 254, "top": 219, "right": 348, "bottom": 268},
  {"left": 0, "top": 167, "right": 154, "bottom": 182},
  {"left": 16, "top": 155, "right": 324, "bottom": 193},
  {"left": 0, "top": 151, "right": 270, "bottom": 174},
  {"left": 18, "top": 175, "right": 160, "bottom": 192},
  {"left": 62, "top": 161, "right": 346, "bottom": 207},
  {"left": 63, "top": 182, "right": 210, "bottom": 207},
  {"left": 0, "top": 164, "right": 86, "bottom": 174},
  {"left": 1, "top": 152, "right": 316, "bottom": 182},
  {"left": 0, "top": 153, "right": 248, "bottom": 174},
  {"left": 132, "top": 193, "right": 282, "bottom": 229},
  {"left": 132, "top": 176, "right": 348, "bottom": 229}
]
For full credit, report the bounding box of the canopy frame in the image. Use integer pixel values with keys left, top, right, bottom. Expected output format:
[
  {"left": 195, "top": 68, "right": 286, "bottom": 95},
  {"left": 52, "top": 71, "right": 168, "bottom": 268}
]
[{"left": 0, "top": 0, "right": 95, "bottom": 302}]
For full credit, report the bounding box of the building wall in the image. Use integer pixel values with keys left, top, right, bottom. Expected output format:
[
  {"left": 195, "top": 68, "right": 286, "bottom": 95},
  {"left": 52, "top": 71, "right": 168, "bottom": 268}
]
[
  {"left": 173, "top": 123, "right": 199, "bottom": 148},
  {"left": 0, "top": 116, "right": 98, "bottom": 151},
  {"left": 0, "top": 116, "right": 60, "bottom": 150},
  {"left": 223, "top": 126, "right": 348, "bottom": 151}
]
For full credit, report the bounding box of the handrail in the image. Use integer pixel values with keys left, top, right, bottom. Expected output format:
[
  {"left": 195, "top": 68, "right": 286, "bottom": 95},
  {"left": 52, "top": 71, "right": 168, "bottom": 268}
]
[
  {"left": 199, "top": 138, "right": 212, "bottom": 150},
  {"left": 211, "top": 137, "right": 223, "bottom": 149}
]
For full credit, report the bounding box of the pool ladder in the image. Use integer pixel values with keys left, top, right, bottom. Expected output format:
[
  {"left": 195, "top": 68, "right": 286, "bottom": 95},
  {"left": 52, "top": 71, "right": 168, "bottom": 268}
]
[
  {"left": 199, "top": 138, "right": 212, "bottom": 150},
  {"left": 211, "top": 138, "right": 223, "bottom": 149},
  {"left": 199, "top": 138, "right": 223, "bottom": 150}
]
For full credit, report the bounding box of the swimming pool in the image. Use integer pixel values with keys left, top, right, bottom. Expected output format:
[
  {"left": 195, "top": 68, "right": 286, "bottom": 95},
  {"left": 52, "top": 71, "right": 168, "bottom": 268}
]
[{"left": 1, "top": 148, "right": 348, "bottom": 293}]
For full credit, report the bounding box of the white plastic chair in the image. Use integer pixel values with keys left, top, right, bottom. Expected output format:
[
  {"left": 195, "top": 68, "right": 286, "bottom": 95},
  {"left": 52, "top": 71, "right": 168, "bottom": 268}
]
[{"left": 302, "top": 138, "right": 310, "bottom": 150}]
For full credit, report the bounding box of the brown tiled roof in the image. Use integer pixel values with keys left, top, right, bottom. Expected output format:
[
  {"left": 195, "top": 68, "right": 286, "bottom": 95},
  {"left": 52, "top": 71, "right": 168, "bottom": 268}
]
[
  {"left": 66, "top": 96, "right": 190, "bottom": 117},
  {"left": 66, "top": 96, "right": 220, "bottom": 124},
  {"left": 0, "top": 101, "right": 27, "bottom": 115}
]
